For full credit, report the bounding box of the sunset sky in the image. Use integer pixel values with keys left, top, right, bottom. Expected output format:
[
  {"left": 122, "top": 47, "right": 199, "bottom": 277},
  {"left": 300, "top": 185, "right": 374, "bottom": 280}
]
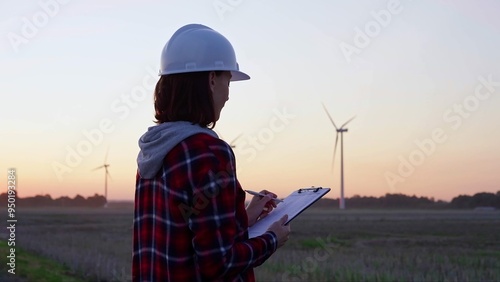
[{"left": 1, "top": 0, "right": 499, "bottom": 202}]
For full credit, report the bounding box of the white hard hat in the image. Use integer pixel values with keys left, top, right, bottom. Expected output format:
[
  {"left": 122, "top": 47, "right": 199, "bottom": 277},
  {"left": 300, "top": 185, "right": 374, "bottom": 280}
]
[{"left": 159, "top": 24, "right": 250, "bottom": 81}]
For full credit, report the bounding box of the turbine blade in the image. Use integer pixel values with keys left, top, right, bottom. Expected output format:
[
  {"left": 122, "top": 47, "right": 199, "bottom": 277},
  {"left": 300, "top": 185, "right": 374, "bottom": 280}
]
[
  {"left": 340, "top": 115, "right": 356, "bottom": 129},
  {"left": 230, "top": 134, "right": 243, "bottom": 148},
  {"left": 231, "top": 134, "right": 242, "bottom": 144},
  {"left": 332, "top": 132, "right": 339, "bottom": 172},
  {"left": 104, "top": 146, "right": 110, "bottom": 163},
  {"left": 92, "top": 165, "right": 105, "bottom": 171},
  {"left": 321, "top": 103, "right": 338, "bottom": 130},
  {"left": 106, "top": 169, "right": 112, "bottom": 181}
]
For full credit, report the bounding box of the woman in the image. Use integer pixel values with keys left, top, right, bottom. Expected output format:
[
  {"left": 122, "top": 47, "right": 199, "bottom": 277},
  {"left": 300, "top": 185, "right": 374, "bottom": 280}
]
[{"left": 133, "top": 24, "right": 290, "bottom": 281}]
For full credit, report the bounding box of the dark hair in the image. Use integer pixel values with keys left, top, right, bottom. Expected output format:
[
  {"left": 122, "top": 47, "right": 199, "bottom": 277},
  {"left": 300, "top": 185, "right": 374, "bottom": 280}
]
[{"left": 154, "top": 71, "right": 223, "bottom": 128}]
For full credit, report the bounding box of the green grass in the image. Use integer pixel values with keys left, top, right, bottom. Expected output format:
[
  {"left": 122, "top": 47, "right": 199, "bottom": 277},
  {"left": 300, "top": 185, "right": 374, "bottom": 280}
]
[
  {"left": 2, "top": 208, "right": 499, "bottom": 281},
  {"left": 5, "top": 207, "right": 133, "bottom": 281},
  {"left": 0, "top": 240, "right": 85, "bottom": 282},
  {"left": 299, "top": 235, "right": 348, "bottom": 249}
]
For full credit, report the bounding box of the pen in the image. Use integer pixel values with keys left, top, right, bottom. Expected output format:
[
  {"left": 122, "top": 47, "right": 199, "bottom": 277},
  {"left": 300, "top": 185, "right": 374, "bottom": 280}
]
[{"left": 244, "top": 190, "right": 283, "bottom": 203}]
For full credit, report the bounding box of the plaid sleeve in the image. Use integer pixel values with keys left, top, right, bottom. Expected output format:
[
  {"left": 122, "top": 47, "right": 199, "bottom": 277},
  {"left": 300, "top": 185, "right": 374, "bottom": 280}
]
[
  {"left": 133, "top": 175, "right": 169, "bottom": 281},
  {"left": 184, "top": 136, "right": 278, "bottom": 279}
]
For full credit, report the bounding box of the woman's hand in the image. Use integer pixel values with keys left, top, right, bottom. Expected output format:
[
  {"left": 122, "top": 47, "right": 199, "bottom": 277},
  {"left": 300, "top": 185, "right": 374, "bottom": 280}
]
[
  {"left": 246, "top": 190, "right": 278, "bottom": 226},
  {"left": 267, "top": 214, "right": 290, "bottom": 248}
]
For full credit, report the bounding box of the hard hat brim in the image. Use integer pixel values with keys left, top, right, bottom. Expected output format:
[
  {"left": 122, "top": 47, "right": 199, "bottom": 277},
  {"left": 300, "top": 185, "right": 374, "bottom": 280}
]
[
  {"left": 159, "top": 69, "right": 250, "bottom": 81},
  {"left": 160, "top": 24, "right": 250, "bottom": 82},
  {"left": 230, "top": 70, "right": 250, "bottom": 81}
]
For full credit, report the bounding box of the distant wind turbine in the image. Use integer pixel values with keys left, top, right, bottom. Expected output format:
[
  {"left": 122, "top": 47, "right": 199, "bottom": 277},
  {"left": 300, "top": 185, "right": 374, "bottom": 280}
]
[
  {"left": 92, "top": 148, "right": 111, "bottom": 207},
  {"left": 217, "top": 131, "right": 242, "bottom": 148},
  {"left": 228, "top": 134, "right": 242, "bottom": 148},
  {"left": 322, "top": 103, "right": 355, "bottom": 210}
]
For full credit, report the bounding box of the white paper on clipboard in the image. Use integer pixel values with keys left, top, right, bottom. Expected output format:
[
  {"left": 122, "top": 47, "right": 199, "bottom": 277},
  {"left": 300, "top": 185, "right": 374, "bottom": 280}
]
[{"left": 248, "top": 187, "right": 330, "bottom": 238}]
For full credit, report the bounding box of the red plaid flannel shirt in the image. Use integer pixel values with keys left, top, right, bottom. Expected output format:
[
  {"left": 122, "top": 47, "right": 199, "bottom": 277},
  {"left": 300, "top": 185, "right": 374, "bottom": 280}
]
[{"left": 133, "top": 133, "right": 278, "bottom": 281}]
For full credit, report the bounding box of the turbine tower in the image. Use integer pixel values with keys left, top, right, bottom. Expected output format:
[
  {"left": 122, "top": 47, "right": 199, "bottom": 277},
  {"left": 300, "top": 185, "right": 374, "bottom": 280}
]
[
  {"left": 92, "top": 148, "right": 111, "bottom": 207},
  {"left": 322, "top": 103, "right": 355, "bottom": 210}
]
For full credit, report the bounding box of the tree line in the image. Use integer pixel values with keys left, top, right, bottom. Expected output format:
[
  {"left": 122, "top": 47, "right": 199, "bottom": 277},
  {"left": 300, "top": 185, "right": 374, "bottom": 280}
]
[
  {"left": 1, "top": 191, "right": 499, "bottom": 209},
  {"left": 0, "top": 193, "right": 106, "bottom": 208},
  {"left": 312, "top": 191, "right": 500, "bottom": 209}
]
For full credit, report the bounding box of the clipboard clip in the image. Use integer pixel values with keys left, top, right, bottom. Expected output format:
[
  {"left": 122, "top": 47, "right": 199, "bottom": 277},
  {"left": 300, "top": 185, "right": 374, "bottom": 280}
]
[{"left": 298, "top": 187, "right": 323, "bottom": 193}]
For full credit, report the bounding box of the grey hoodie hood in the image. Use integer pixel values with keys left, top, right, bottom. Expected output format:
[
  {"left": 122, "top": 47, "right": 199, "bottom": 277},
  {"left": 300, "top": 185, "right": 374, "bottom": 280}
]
[{"left": 137, "top": 121, "right": 218, "bottom": 179}]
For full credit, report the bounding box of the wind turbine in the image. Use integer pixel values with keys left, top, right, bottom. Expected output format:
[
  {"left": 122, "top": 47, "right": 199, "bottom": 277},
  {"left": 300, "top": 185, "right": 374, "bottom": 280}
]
[
  {"left": 217, "top": 131, "right": 242, "bottom": 148},
  {"left": 322, "top": 103, "right": 355, "bottom": 210},
  {"left": 228, "top": 134, "right": 242, "bottom": 148},
  {"left": 92, "top": 148, "right": 111, "bottom": 207}
]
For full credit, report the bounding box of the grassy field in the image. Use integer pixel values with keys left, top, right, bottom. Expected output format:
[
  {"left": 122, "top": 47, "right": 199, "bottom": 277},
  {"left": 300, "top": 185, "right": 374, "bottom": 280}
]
[
  {"left": 1, "top": 206, "right": 499, "bottom": 281},
  {"left": 0, "top": 239, "right": 85, "bottom": 282}
]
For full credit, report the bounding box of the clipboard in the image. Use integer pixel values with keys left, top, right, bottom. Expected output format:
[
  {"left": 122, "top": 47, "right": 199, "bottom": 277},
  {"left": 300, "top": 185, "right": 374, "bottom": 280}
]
[{"left": 248, "top": 187, "right": 330, "bottom": 238}]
